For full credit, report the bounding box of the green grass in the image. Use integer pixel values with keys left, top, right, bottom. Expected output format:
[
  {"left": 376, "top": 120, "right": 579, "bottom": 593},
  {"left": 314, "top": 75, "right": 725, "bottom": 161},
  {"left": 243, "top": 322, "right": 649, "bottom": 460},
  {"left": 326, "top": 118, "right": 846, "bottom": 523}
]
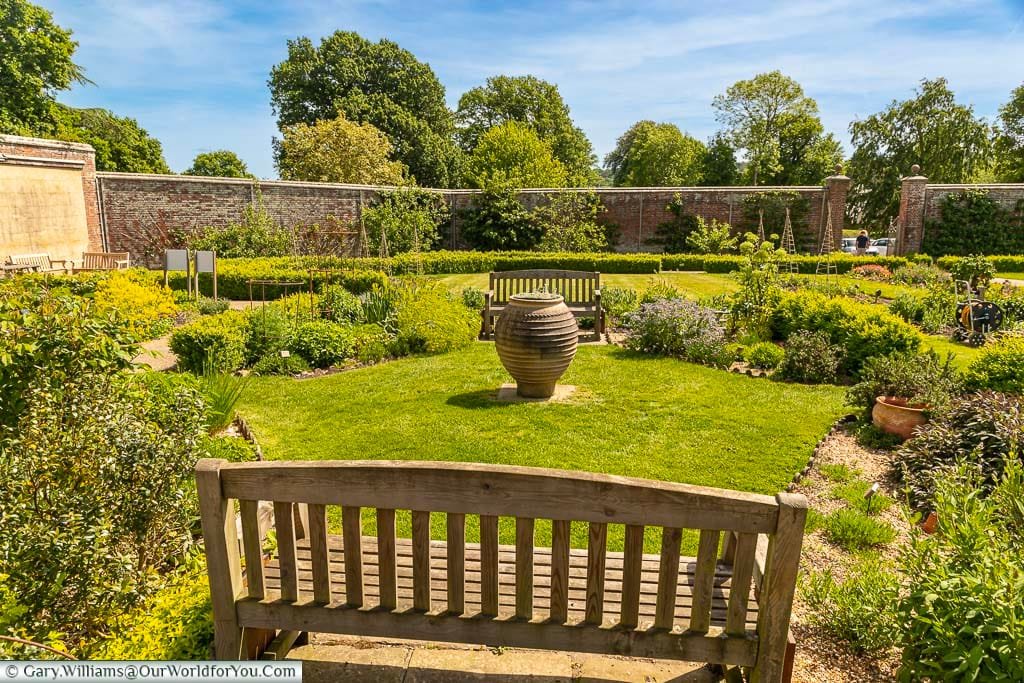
[
  {"left": 996, "top": 272, "right": 1024, "bottom": 281},
  {"left": 819, "top": 463, "right": 860, "bottom": 483},
  {"left": 238, "top": 343, "right": 845, "bottom": 552},
  {"left": 432, "top": 272, "right": 739, "bottom": 300},
  {"left": 793, "top": 274, "right": 918, "bottom": 301},
  {"left": 823, "top": 509, "right": 897, "bottom": 551},
  {"left": 921, "top": 334, "right": 983, "bottom": 370},
  {"left": 831, "top": 480, "right": 894, "bottom": 515}
]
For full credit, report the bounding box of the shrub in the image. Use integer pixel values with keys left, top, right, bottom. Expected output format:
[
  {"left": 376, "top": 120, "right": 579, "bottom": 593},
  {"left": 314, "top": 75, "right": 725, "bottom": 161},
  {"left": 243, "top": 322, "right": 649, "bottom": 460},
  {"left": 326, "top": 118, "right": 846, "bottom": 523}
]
[
  {"left": 646, "top": 194, "right": 700, "bottom": 253},
  {"left": 185, "top": 196, "right": 293, "bottom": 258},
  {"left": 170, "top": 311, "right": 248, "bottom": 373},
  {"left": 244, "top": 306, "right": 293, "bottom": 364},
  {"left": 776, "top": 330, "right": 841, "bottom": 384},
  {"left": 802, "top": 558, "right": 901, "bottom": 653},
  {"left": 771, "top": 290, "right": 922, "bottom": 376},
  {"left": 460, "top": 185, "right": 543, "bottom": 251},
  {"left": 93, "top": 270, "right": 177, "bottom": 341},
  {"left": 393, "top": 280, "right": 478, "bottom": 354},
  {"left": 534, "top": 191, "right": 610, "bottom": 252},
  {"left": 197, "top": 296, "right": 230, "bottom": 315},
  {"left": 963, "top": 333, "right": 1024, "bottom": 395},
  {"left": 251, "top": 351, "right": 311, "bottom": 376},
  {"left": 350, "top": 324, "right": 392, "bottom": 364},
  {"left": 987, "top": 282, "right": 1024, "bottom": 326},
  {"left": 362, "top": 187, "right": 448, "bottom": 254},
  {"left": 947, "top": 253, "right": 996, "bottom": 289},
  {"left": 744, "top": 342, "right": 784, "bottom": 369},
  {"left": 891, "top": 261, "right": 948, "bottom": 287},
  {"left": 624, "top": 299, "right": 731, "bottom": 367},
  {"left": 640, "top": 278, "right": 683, "bottom": 304},
  {"left": 461, "top": 286, "right": 486, "bottom": 310},
  {"left": 846, "top": 351, "right": 961, "bottom": 418},
  {"left": 730, "top": 236, "right": 786, "bottom": 340},
  {"left": 291, "top": 320, "right": 356, "bottom": 368},
  {"left": 601, "top": 286, "right": 639, "bottom": 326},
  {"left": 686, "top": 217, "right": 738, "bottom": 254},
  {"left": 898, "top": 391, "right": 1023, "bottom": 507},
  {"left": 897, "top": 461, "right": 1024, "bottom": 681},
  {"left": 888, "top": 292, "right": 925, "bottom": 325},
  {"left": 823, "top": 509, "right": 897, "bottom": 550},
  {"left": 850, "top": 264, "right": 892, "bottom": 281},
  {"left": 319, "top": 284, "right": 364, "bottom": 324}
]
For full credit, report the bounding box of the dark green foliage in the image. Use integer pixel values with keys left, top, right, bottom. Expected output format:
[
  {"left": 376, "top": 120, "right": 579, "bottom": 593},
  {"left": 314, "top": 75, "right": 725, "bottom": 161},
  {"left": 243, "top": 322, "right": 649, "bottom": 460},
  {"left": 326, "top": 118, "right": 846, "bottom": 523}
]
[
  {"left": 185, "top": 197, "right": 293, "bottom": 258},
  {"left": 846, "top": 351, "right": 961, "bottom": 418},
  {"left": 898, "top": 391, "right": 1023, "bottom": 507},
  {"left": 169, "top": 311, "right": 248, "bottom": 373},
  {"left": 740, "top": 191, "right": 810, "bottom": 247},
  {"left": 362, "top": 187, "right": 450, "bottom": 254},
  {"left": 646, "top": 194, "right": 700, "bottom": 253},
  {"left": 946, "top": 252, "right": 996, "bottom": 289},
  {"left": 460, "top": 185, "right": 544, "bottom": 251},
  {"left": 744, "top": 342, "right": 785, "bottom": 369},
  {"left": 777, "top": 330, "right": 841, "bottom": 383},
  {"left": 244, "top": 306, "right": 293, "bottom": 364},
  {"left": 964, "top": 334, "right": 1024, "bottom": 395},
  {"left": 923, "top": 190, "right": 1024, "bottom": 257},
  {"left": 802, "top": 558, "right": 901, "bottom": 653},
  {"left": 291, "top": 320, "right": 357, "bottom": 368},
  {"left": 318, "top": 285, "right": 364, "bottom": 324},
  {"left": 251, "top": 351, "right": 311, "bottom": 376},
  {"left": 534, "top": 190, "right": 611, "bottom": 252},
  {"left": 183, "top": 150, "right": 252, "bottom": 178},
  {"left": 699, "top": 133, "right": 739, "bottom": 186},
  {"left": 54, "top": 106, "right": 170, "bottom": 173},
  {"left": 823, "top": 509, "right": 896, "bottom": 550}
]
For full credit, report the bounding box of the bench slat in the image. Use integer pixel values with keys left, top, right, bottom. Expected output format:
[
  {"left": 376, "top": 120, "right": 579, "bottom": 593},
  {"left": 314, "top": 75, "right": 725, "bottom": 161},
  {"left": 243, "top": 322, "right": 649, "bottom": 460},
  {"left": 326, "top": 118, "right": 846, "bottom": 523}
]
[
  {"left": 620, "top": 524, "right": 644, "bottom": 628},
  {"left": 307, "top": 504, "right": 331, "bottom": 604},
  {"left": 274, "top": 502, "right": 299, "bottom": 602},
  {"left": 515, "top": 517, "right": 534, "bottom": 620},
  {"left": 726, "top": 533, "right": 758, "bottom": 635},
  {"left": 480, "top": 515, "right": 499, "bottom": 617},
  {"left": 239, "top": 500, "right": 264, "bottom": 599},
  {"left": 342, "top": 506, "right": 363, "bottom": 606},
  {"left": 447, "top": 512, "right": 466, "bottom": 614},
  {"left": 689, "top": 528, "right": 721, "bottom": 633},
  {"left": 549, "top": 519, "right": 571, "bottom": 623},
  {"left": 655, "top": 527, "right": 682, "bottom": 630},
  {"left": 585, "top": 522, "right": 607, "bottom": 625},
  {"left": 377, "top": 508, "right": 397, "bottom": 610},
  {"left": 412, "top": 511, "right": 431, "bottom": 611}
]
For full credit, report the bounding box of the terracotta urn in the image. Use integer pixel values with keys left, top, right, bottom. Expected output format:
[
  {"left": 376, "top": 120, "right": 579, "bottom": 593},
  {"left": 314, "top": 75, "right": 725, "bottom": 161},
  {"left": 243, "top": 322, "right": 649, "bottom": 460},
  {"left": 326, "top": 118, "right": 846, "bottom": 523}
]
[
  {"left": 494, "top": 293, "right": 579, "bottom": 398},
  {"left": 872, "top": 396, "right": 929, "bottom": 441}
]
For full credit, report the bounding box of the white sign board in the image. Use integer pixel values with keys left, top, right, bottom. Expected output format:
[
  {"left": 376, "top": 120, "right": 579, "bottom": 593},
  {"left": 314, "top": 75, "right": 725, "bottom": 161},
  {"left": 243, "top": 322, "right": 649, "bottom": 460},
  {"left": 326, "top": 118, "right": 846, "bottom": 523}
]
[
  {"left": 195, "top": 250, "right": 216, "bottom": 273},
  {"left": 165, "top": 249, "right": 189, "bottom": 271}
]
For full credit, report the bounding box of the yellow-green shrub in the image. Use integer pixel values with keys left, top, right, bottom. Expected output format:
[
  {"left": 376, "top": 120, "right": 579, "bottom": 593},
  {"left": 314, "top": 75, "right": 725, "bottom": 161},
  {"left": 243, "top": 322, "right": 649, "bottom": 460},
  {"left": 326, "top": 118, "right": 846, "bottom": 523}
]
[{"left": 93, "top": 270, "right": 177, "bottom": 340}]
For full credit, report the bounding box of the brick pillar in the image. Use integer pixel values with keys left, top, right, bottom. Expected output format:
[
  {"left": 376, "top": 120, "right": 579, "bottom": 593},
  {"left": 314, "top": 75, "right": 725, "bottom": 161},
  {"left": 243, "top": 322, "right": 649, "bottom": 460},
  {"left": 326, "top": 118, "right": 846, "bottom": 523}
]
[
  {"left": 825, "top": 165, "right": 851, "bottom": 252},
  {"left": 897, "top": 165, "right": 927, "bottom": 255}
]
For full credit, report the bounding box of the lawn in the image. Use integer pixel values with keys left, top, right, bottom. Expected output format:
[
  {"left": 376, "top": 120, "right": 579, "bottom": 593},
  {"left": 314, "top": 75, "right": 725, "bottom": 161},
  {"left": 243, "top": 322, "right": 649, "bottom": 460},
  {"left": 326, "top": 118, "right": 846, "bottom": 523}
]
[
  {"left": 433, "top": 271, "right": 739, "bottom": 299},
  {"left": 996, "top": 272, "right": 1024, "bottom": 282},
  {"left": 238, "top": 343, "right": 846, "bottom": 552},
  {"left": 921, "top": 334, "right": 984, "bottom": 369}
]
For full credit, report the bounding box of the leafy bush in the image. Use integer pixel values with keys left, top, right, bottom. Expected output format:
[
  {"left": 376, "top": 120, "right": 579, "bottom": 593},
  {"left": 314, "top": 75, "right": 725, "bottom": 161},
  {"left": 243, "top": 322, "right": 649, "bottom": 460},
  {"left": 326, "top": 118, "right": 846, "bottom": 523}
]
[
  {"left": 802, "top": 558, "right": 901, "bottom": 653},
  {"left": 888, "top": 292, "right": 925, "bottom": 325},
  {"left": 196, "top": 297, "right": 230, "bottom": 315},
  {"left": 0, "top": 372, "right": 208, "bottom": 644},
  {"left": 823, "top": 509, "right": 897, "bottom": 550},
  {"left": 92, "top": 270, "right": 178, "bottom": 341},
  {"left": 846, "top": 351, "right": 962, "bottom": 418},
  {"left": 898, "top": 391, "right": 1023, "bottom": 507},
  {"left": 731, "top": 236, "right": 786, "bottom": 340},
  {"left": 963, "top": 333, "right": 1024, "bottom": 395},
  {"left": 361, "top": 283, "right": 398, "bottom": 330},
  {"left": 771, "top": 290, "right": 922, "bottom": 376},
  {"left": 362, "top": 187, "right": 449, "bottom": 254},
  {"left": 891, "top": 261, "right": 948, "bottom": 287},
  {"left": 601, "top": 286, "right": 639, "bottom": 326},
  {"left": 186, "top": 197, "right": 293, "bottom": 258},
  {"left": 460, "top": 185, "right": 543, "bottom": 251},
  {"left": 744, "top": 342, "right": 784, "bottom": 369},
  {"left": 686, "top": 217, "right": 738, "bottom": 254},
  {"left": 897, "top": 461, "right": 1024, "bottom": 680},
  {"left": 534, "top": 191, "right": 611, "bottom": 252},
  {"left": 640, "top": 278, "right": 683, "bottom": 304},
  {"left": 251, "top": 351, "right": 311, "bottom": 376},
  {"left": 923, "top": 189, "right": 1024, "bottom": 257},
  {"left": 392, "top": 280, "right": 478, "bottom": 354},
  {"left": 244, "top": 306, "right": 294, "bottom": 364},
  {"left": 777, "top": 330, "right": 841, "bottom": 384},
  {"left": 624, "top": 299, "right": 730, "bottom": 367},
  {"left": 318, "top": 284, "right": 364, "bottom": 323},
  {"left": 646, "top": 194, "right": 701, "bottom": 253},
  {"left": 850, "top": 264, "right": 892, "bottom": 281},
  {"left": 461, "top": 286, "right": 486, "bottom": 310},
  {"left": 987, "top": 282, "right": 1024, "bottom": 326},
  {"left": 291, "top": 320, "right": 356, "bottom": 368},
  {"left": 350, "top": 324, "right": 392, "bottom": 364},
  {"left": 170, "top": 311, "right": 248, "bottom": 373},
  {"left": 947, "top": 253, "right": 996, "bottom": 289},
  {"left": 167, "top": 259, "right": 387, "bottom": 301}
]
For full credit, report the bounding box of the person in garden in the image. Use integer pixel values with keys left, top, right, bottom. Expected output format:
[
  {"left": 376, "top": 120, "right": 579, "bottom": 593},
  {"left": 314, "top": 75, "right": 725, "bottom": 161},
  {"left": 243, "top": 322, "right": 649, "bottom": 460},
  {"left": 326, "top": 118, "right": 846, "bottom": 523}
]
[{"left": 855, "top": 229, "right": 871, "bottom": 255}]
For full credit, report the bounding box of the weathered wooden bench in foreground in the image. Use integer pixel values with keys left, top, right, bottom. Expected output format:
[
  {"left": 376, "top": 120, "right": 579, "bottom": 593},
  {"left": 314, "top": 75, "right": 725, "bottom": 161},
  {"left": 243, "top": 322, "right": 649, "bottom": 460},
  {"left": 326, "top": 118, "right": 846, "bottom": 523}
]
[
  {"left": 481, "top": 269, "right": 604, "bottom": 341},
  {"left": 197, "top": 459, "right": 805, "bottom": 682}
]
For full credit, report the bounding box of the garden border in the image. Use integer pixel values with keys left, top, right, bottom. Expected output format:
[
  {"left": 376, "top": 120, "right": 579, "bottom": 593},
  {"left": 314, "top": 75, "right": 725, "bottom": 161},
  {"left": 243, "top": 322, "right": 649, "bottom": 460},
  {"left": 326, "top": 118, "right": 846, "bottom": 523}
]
[{"left": 786, "top": 415, "right": 857, "bottom": 492}]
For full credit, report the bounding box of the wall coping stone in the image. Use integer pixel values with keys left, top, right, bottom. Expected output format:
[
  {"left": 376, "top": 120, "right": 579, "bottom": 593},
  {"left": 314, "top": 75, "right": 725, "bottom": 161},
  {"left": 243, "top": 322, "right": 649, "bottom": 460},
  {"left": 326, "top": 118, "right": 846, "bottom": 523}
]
[{"left": 0, "top": 134, "right": 95, "bottom": 153}]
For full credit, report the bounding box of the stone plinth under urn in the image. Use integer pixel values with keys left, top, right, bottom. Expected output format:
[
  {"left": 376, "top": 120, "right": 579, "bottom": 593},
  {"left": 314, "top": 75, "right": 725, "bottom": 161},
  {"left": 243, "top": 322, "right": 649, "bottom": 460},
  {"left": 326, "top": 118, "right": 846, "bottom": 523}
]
[{"left": 494, "top": 293, "right": 579, "bottom": 398}]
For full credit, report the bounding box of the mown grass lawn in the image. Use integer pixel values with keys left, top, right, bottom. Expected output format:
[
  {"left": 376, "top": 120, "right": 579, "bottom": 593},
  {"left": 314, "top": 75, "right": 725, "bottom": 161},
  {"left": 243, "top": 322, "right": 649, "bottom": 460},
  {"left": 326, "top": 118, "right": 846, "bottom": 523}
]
[
  {"left": 238, "top": 343, "right": 846, "bottom": 552},
  {"left": 996, "top": 272, "right": 1024, "bottom": 282},
  {"left": 921, "top": 334, "right": 984, "bottom": 370}
]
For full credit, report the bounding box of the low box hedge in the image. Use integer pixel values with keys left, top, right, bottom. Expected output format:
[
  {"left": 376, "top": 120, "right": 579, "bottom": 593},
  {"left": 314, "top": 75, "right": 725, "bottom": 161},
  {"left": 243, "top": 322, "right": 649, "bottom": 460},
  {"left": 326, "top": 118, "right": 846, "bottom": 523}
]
[
  {"left": 938, "top": 255, "right": 1024, "bottom": 274},
  {"left": 661, "top": 253, "right": 928, "bottom": 274}
]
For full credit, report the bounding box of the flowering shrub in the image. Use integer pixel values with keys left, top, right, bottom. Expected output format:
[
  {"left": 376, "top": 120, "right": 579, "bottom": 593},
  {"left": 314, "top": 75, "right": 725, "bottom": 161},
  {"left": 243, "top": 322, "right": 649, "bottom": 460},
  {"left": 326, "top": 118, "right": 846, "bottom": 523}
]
[
  {"left": 776, "top": 330, "right": 841, "bottom": 384},
  {"left": 624, "top": 299, "right": 730, "bottom": 367},
  {"left": 92, "top": 270, "right": 178, "bottom": 341},
  {"left": 850, "top": 264, "right": 892, "bottom": 281}
]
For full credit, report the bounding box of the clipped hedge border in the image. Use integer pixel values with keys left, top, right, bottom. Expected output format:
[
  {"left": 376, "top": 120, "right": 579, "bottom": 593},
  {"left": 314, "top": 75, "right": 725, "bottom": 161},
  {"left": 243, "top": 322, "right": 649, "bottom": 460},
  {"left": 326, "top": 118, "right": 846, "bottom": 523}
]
[
  {"left": 937, "top": 255, "right": 1024, "bottom": 274},
  {"left": 662, "top": 253, "right": 933, "bottom": 274},
  {"left": 163, "top": 263, "right": 388, "bottom": 301}
]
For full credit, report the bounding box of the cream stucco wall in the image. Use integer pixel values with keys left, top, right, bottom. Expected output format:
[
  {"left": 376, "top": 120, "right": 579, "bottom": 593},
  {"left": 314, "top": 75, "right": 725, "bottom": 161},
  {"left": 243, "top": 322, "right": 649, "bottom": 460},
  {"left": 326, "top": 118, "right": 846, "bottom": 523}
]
[{"left": 0, "top": 163, "right": 90, "bottom": 262}]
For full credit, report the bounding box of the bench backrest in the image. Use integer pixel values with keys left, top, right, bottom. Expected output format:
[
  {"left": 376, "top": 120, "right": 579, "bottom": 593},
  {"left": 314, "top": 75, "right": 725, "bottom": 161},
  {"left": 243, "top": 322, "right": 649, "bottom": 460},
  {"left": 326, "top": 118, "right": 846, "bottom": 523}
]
[
  {"left": 8, "top": 253, "right": 54, "bottom": 270},
  {"left": 197, "top": 459, "right": 805, "bottom": 680},
  {"left": 489, "top": 270, "right": 600, "bottom": 306},
  {"left": 81, "top": 252, "right": 129, "bottom": 270}
]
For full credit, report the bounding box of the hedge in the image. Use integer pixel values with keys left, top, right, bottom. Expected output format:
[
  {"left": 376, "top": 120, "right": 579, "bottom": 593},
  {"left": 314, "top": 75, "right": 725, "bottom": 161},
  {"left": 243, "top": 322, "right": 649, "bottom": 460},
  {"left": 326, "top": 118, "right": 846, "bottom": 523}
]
[
  {"left": 164, "top": 260, "right": 388, "bottom": 300},
  {"left": 662, "top": 253, "right": 932, "bottom": 274},
  {"left": 938, "top": 255, "right": 1024, "bottom": 274}
]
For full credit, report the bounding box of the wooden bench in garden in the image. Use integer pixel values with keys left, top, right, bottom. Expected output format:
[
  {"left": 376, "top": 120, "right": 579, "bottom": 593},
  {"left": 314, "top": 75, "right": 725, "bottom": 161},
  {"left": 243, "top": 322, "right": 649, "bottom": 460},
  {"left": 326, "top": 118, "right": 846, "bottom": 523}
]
[
  {"left": 6, "top": 253, "right": 72, "bottom": 273},
  {"left": 481, "top": 269, "right": 603, "bottom": 340},
  {"left": 197, "top": 458, "right": 805, "bottom": 681},
  {"left": 74, "top": 251, "right": 130, "bottom": 272}
]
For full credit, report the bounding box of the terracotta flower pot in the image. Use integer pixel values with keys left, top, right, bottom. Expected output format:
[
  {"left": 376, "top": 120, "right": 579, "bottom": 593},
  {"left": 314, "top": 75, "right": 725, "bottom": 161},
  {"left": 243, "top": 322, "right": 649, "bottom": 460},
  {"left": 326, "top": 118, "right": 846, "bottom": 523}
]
[
  {"left": 872, "top": 395, "right": 929, "bottom": 441},
  {"left": 495, "top": 293, "right": 579, "bottom": 398}
]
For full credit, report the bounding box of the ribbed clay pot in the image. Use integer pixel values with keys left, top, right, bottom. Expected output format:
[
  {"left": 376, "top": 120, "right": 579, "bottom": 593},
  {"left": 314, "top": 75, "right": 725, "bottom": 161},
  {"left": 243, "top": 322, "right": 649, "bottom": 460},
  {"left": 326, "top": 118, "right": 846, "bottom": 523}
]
[
  {"left": 872, "top": 396, "right": 929, "bottom": 441},
  {"left": 495, "top": 293, "right": 579, "bottom": 398}
]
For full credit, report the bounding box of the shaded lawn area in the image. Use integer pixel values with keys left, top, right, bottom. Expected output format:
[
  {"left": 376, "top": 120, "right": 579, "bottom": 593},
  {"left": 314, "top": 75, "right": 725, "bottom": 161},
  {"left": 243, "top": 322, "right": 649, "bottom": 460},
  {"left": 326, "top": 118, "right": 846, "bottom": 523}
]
[
  {"left": 238, "top": 343, "right": 846, "bottom": 552},
  {"left": 433, "top": 272, "right": 739, "bottom": 299}
]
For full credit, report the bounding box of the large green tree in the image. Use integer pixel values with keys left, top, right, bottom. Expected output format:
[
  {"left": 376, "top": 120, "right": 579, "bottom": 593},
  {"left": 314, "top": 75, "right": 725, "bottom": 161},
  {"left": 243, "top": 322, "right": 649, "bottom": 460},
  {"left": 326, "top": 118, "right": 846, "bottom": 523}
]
[
  {"left": 455, "top": 75, "right": 596, "bottom": 185},
  {"left": 184, "top": 150, "right": 252, "bottom": 178},
  {"left": 464, "top": 121, "right": 567, "bottom": 189},
  {"left": 604, "top": 120, "right": 705, "bottom": 186},
  {"left": 712, "top": 71, "right": 842, "bottom": 185},
  {"left": 268, "top": 31, "right": 460, "bottom": 187},
  {"left": 275, "top": 114, "right": 406, "bottom": 185},
  {"left": 54, "top": 106, "right": 169, "bottom": 173},
  {"left": 848, "top": 78, "right": 992, "bottom": 227},
  {"left": 700, "top": 133, "right": 739, "bottom": 186},
  {"left": 995, "top": 83, "right": 1024, "bottom": 183},
  {"left": 0, "top": 0, "right": 87, "bottom": 135}
]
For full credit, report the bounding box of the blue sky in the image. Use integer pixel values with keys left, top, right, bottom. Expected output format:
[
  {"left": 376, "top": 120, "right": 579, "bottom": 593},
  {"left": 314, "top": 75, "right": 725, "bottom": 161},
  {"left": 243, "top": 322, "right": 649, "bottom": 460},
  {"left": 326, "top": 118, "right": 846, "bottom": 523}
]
[{"left": 47, "top": 0, "right": 1024, "bottom": 179}]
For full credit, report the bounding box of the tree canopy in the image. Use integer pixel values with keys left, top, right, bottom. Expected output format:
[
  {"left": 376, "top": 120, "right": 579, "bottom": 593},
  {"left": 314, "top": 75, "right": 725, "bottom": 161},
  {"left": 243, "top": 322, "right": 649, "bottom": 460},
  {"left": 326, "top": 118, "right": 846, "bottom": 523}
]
[
  {"left": 54, "top": 106, "right": 169, "bottom": 173},
  {"left": 700, "top": 134, "right": 739, "bottom": 186},
  {"left": 848, "top": 78, "right": 992, "bottom": 227},
  {"left": 274, "top": 114, "right": 407, "bottom": 185},
  {"left": 604, "top": 121, "right": 705, "bottom": 186},
  {"left": 184, "top": 150, "right": 252, "bottom": 178},
  {"left": 268, "top": 31, "right": 460, "bottom": 187},
  {"left": 995, "top": 83, "right": 1024, "bottom": 183},
  {"left": 0, "top": 0, "right": 87, "bottom": 135},
  {"left": 456, "top": 75, "right": 596, "bottom": 185},
  {"left": 712, "top": 70, "right": 842, "bottom": 185},
  {"left": 464, "top": 121, "right": 568, "bottom": 189}
]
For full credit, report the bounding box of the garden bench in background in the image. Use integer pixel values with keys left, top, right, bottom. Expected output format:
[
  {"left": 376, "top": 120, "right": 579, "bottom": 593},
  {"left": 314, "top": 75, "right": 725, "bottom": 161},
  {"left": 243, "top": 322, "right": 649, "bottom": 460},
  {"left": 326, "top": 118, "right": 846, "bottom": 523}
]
[
  {"left": 481, "top": 269, "right": 603, "bottom": 341},
  {"left": 6, "top": 253, "right": 72, "bottom": 273},
  {"left": 197, "top": 458, "right": 805, "bottom": 682},
  {"left": 74, "top": 251, "right": 130, "bottom": 272}
]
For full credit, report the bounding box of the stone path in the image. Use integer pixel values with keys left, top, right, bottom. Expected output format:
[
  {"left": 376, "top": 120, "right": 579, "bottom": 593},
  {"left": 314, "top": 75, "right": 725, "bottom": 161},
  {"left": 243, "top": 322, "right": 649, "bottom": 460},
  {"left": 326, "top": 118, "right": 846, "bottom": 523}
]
[
  {"left": 291, "top": 635, "right": 718, "bottom": 682},
  {"left": 133, "top": 335, "right": 177, "bottom": 371}
]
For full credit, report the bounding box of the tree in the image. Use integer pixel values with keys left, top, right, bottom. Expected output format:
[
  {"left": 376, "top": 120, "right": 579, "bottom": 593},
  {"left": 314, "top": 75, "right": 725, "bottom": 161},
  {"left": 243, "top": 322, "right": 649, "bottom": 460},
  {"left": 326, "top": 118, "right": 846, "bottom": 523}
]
[
  {"left": 268, "top": 31, "right": 460, "bottom": 187},
  {"left": 274, "top": 114, "right": 406, "bottom": 185},
  {"left": 184, "top": 150, "right": 252, "bottom": 178},
  {"left": 848, "top": 78, "right": 992, "bottom": 227},
  {"left": 455, "top": 75, "right": 596, "bottom": 185},
  {"left": 700, "top": 134, "right": 739, "bottom": 186},
  {"left": 604, "top": 121, "right": 705, "bottom": 186},
  {"left": 995, "top": 83, "right": 1024, "bottom": 183},
  {"left": 0, "top": 0, "right": 87, "bottom": 134},
  {"left": 464, "top": 121, "right": 567, "bottom": 189},
  {"left": 54, "top": 106, "right": 169, "bottom": 173},
  {"left": 712, "top": 71, "right": 842, "bottom": 185}
]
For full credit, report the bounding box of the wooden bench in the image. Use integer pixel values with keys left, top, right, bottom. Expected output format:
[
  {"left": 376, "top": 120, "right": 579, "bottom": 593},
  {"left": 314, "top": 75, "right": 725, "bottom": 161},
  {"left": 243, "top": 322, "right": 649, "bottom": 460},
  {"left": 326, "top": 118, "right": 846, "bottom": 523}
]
[
  {"left": 74, "top": 251, "right": 130, "bottom": 272},
  {"left": 6, "top": 253, "right": 72, "bottom": 273},
  {"left": 481, "top": 270, "right": 604, "bottom": 341},
  {"left": 197, "top": 459, "right": 805, "bottom": 681}
]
